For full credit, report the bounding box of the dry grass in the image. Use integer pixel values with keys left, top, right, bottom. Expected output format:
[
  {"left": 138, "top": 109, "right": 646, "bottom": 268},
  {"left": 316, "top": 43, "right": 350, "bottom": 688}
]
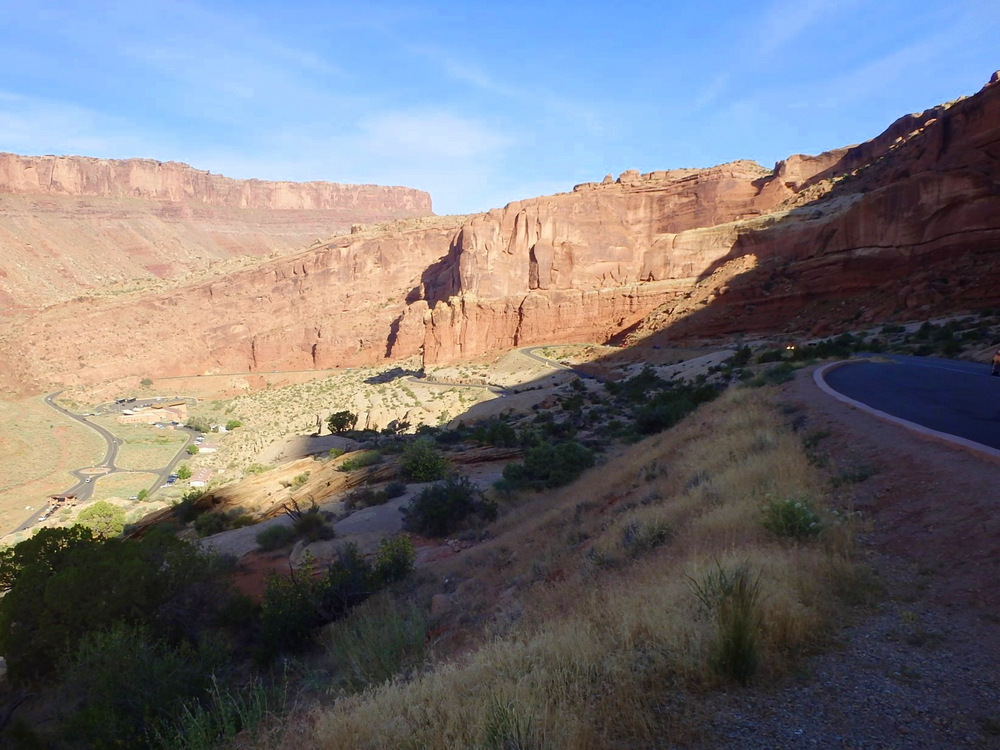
[
  {"left": 306, "top": 388, "right": 862, "bottom": 748},
  {"left": 91, "top": 472, "right": 159, "bottom": 502},
  {"left": 89, "top": 418, "right": 187, "bottom": 471},
  {"left": 0, "top": 396, "right": 105, "bottom": 535}
]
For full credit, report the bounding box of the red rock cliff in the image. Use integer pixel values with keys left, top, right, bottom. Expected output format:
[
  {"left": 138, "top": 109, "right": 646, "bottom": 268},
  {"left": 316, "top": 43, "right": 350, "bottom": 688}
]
[
  {"left": 419, "top": 74, "right": 1000, "bottom": 361},
  {"left": 3, "top": 74, "right": 999, "bottom": 391},
  {"left": 0, "top": 154, "right": 432, "bottom": 311}
]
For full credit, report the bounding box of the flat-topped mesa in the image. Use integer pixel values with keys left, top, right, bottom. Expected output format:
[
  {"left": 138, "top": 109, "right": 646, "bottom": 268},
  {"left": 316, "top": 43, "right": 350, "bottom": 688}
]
[
  {"left": 0, "top": 153, "right": 432, "bottom": 213},
  {"left": 0, "top": 153, "right": 434, "bottom": 313}
]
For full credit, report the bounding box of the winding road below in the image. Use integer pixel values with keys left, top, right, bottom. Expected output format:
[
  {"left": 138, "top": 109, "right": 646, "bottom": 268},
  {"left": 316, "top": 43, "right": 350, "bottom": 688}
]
[
  {"left": 817, "top": 354, "right": 1000, "bottom": 456},
  {"left": 15, "top": 394, "right": 197, "bottom": 532}
]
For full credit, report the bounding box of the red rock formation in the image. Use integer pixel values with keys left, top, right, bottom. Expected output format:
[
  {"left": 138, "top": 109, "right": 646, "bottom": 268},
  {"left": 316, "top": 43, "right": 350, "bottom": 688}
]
[
  {"left": 0, "top": 154, "right": 432, "bottom": 310},
  {"left": 3, "top": 74, "right": 999, "bottom": 393},
  {"left": 421, "top": 73, "right": 1000, "bottom": 360}
]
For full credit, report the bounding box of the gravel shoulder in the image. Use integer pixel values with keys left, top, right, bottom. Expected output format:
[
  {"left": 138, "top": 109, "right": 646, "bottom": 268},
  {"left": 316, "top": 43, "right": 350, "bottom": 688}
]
[{"left": 698, "top": 364, "right": 1000, "bottom": 749}]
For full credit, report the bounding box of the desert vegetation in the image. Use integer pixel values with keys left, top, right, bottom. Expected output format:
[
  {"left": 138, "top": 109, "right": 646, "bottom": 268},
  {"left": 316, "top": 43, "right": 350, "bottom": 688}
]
[{"left": 306, "top": 388, "right": 864, "bottom": 747}]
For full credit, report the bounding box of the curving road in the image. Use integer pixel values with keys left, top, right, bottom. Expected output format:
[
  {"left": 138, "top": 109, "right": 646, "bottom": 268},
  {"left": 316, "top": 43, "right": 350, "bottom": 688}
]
[
  {"left": 819, "top": 354, "right": 1000, "bottom": 451},
  {"left": 15, "top": 394, "right": 197, "bottom": 532}
]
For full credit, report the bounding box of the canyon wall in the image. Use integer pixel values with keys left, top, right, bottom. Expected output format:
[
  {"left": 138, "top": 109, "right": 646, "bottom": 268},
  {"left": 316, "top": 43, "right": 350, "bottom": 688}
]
[
  {"left": 420, "top": 73, "right": 1000, "bottom": 361},
  {"left": 2, "top": 73, "right": 998, "bottom": 392},
  {"left": 0, "top": 154, "right": 432, "bottom": 311}
]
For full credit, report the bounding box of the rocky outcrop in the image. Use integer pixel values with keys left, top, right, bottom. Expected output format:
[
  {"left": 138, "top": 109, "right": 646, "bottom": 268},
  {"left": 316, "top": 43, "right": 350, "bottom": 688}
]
[
  {"left": 0, "top": 154, "right": 432, "bottom": 311},
  {"left": 0, "top": 217, "right": 460, "bottom": 390}
]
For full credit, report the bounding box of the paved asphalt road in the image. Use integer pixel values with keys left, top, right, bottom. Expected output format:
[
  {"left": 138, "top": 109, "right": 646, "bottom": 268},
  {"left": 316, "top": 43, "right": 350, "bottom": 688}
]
[{"left": 822, "top": 354, "right": 1000, "bottom": 450}]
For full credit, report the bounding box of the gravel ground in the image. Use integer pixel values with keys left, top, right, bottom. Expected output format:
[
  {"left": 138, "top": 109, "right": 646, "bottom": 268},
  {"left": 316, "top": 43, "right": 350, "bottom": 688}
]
[{"left": 690, "top": 365, "right": 1000, "bottom": 749}]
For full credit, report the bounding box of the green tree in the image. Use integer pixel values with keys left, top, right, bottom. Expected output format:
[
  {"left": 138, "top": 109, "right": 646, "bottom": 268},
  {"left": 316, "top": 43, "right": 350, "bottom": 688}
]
[
  {"left": 400, "top": 438, "right": 449, "bottom": 482},
  {"left": 186, "top": 444, "right": 200, "bottom": 455},
  {"left": 77, "top": 501, "right": 126, "bottom": 538},
  {"left": 0, "top": 529, "right": 231, "bottom": 683},
  {"left": 176, "top": 464, "right": 193, "bottom": 480},
  {"left": 225, "top": 419, "right": 243, "bottom": 430},
  {"left": 136, "top": 488, "right": 148, "bottom": 501},
  {"left": 327, "top": 410, "right": 359, "bottom": 434}
]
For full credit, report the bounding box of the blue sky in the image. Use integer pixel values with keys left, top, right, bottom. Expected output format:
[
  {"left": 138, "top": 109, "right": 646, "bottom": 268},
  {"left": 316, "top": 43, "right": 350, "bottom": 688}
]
[{"left": 0, "top": 1, "right": 997, "bottom": 215}]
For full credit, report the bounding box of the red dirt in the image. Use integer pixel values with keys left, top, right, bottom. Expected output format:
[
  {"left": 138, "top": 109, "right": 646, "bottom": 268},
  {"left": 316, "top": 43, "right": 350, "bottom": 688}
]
[{"left": 786, "top": 365, "right": 1000, "bottom": 614}]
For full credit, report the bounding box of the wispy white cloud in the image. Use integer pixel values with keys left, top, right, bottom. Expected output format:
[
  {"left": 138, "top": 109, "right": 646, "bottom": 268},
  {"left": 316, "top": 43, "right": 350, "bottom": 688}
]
[
  {"left": 0, "top": 92, "right": 150, "bottom": 157},
  {"left": 356, "top": 109, "right": 513, "bottom": 162}
]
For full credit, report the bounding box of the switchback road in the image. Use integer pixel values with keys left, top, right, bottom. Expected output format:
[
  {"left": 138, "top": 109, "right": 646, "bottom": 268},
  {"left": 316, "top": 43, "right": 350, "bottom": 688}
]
[{"left": 819, "top": 354, "right": 1000, "bottom": 452}]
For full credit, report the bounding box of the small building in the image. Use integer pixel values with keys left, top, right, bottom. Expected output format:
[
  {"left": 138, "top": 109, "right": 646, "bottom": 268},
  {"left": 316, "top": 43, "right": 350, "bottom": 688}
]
[{"left": 189, "top": 469, "right": 212, "bottom": 488}]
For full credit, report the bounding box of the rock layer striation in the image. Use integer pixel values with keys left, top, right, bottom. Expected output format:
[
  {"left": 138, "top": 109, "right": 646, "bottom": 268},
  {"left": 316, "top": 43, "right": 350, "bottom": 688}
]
[{"left": 0, "top": 154, "right": 432, "bottom": 311}]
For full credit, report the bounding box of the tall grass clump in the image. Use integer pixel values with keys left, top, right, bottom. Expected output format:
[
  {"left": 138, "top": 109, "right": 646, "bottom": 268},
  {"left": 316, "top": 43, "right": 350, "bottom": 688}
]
[
  {"left": 689, "top": 561, "right": 762, "bottom": 684},
  {"left": 323, "top": 593, "right": 426, "bottom": 693}
]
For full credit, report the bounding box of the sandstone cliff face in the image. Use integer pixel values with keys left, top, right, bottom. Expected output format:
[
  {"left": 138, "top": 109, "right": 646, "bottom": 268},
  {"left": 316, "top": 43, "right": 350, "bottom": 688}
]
[
  {"left": 420, "top": 74, "right": 1000, "bottom": 361},
  {"left": 3, "top": 75, "right": 999, "bottom": 392},
  {"left": 0, "top": 154, "right": 431, "bottom": 212},
  {"left": 0, "top": 154, "right": 432, "bottom": 311},
  {"left": 0, "top": 217, "right": 460, "bottom": 390}
]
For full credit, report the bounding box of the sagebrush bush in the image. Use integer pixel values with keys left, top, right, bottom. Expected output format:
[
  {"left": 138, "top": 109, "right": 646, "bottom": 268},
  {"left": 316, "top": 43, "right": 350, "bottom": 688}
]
[
  {"left": 400, "top": 438, "right": 449, "bottom": 482},
  {"left": 403, "top": 476, "right": 496, "bottom": 537},
  {"left": 761, "top": 496, "right": 822, "bottom": 539},
  {"left": 293, "top": 505, "right": 334, "bottom": 542},
  {"left": 256, "top": 524, "right": 294, "bottom": 551}
]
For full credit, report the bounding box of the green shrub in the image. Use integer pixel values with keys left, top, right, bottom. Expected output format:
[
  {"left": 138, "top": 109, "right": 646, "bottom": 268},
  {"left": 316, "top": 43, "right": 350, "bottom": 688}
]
[
  {"left": 403, "top": 476, "right": 496, "bottom": 537},
  {"left": 77, "top": 501, "right": 126, "bottom": 538},
  {"left": 338, "top": 450, "right": 382, "bottom": 472},
  {"left": 194, "top": 512, "right": 226, "bottom": 538},
  {"left": 750, "top": 362, "right": 796, "bottom": 387},
  {"left": 384, "top": 480, "right": 407, "bottom": 499},
  {"left": 375, "top": 535, "right": 416, "bottom": 584},
  {"left": 400, "top": 438, "right": 449, "bottom": 482},
  {"left": 60, "top": 622, "right": 220, "bottom": 748},
  {"left": 0, "top": 529, "right": 233, "bottom": 683},
  {"left": 328, "top": 448, "right": 345, "bottom": 459},
  {"left": 502, "top": 440, "right": 594, "bottom": 490},
  {"left": 292, "top": 471, "right": 311, "bottom": 487},
  {"left": 225, "top": 419, "right": 243, "bottom": 430},
  {"left": 246, "top": 463, "right": 272, "bottom": 475},
  {"left": 689, "top": 562, "right": 762, "bottom": 685},
  {"left": 761, "top": 496, "right": 822, "bottom": 539},
  {"left": 260, "top": 545, "right": 376, "bottom": 655},
  {"left": 293, "top": 505, "right": 334, "bottom": 543},
  {"left": 256, "top": 524, "right": 295, "bottom": 551}
]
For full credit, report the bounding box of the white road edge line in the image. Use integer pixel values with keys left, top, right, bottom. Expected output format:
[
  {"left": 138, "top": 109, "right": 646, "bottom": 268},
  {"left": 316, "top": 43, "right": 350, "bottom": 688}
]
[{"left": 814, "top": 360, "right": 1000, "bottom": 461}]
